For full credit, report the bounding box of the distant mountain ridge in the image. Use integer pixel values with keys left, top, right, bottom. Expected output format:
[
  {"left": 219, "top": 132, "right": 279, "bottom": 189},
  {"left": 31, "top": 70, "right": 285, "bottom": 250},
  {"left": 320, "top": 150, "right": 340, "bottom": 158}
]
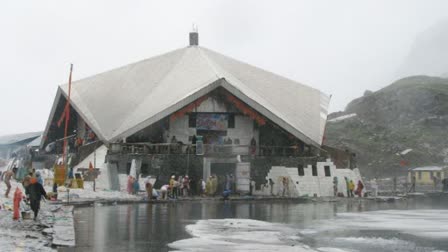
[{"left": 325, "top": 76, "right": 448, "bottom": 178}]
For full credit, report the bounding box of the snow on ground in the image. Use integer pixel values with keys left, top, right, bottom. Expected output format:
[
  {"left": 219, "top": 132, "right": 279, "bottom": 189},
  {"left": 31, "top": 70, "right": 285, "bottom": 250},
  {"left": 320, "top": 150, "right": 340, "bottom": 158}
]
[
  {"left": 399, "top": 148, "right": 413, "bottom": 155},
  {"left": 52, "top": 206, "right": 75, "bottom": 247},
  {"left": 0, "top": 180, "right": 55, "bottom": 251},
  {"left": 0, "top": 218, "right": 54, "bottom": 252},
  {"left": 2, "top": 166, "right": 139, "bottom": 204},
  {"left": 58, "top": 181, "right": 140, "bottom": 202},
  {"left": 0, "top": 180, "right": 77, "bottom": 251},
  {"left": 327, "top": 113, "right": 357, "bottom": 123},
  {"left": 168, "top": 219, "right": 346, "bottom": 252}
]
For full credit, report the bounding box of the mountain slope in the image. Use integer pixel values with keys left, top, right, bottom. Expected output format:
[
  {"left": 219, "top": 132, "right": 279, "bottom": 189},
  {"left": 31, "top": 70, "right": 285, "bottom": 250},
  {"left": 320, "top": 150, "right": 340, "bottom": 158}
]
[{"left": 325, "top": 76, "right": 448, "bottom": 178}]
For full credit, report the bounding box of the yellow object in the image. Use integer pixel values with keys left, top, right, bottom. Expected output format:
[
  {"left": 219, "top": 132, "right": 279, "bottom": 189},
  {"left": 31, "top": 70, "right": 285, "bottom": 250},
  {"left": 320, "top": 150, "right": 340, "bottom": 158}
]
[
  {"left": 349, "top": 181, "right": 355, "bottom": 190},
  {"left": 76, "top": 178, "right": 84, "bottom": 189},
  {"left": 54, "top": 164, "right": 66, "bottom": 186},
  {"left": 70, "top": 179, "right": 78, "bottom": 188}
]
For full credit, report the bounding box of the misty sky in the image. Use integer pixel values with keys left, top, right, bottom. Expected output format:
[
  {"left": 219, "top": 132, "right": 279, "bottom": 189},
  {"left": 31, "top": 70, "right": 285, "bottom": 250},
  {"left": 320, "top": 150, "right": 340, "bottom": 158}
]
[{"left": 1, "top": 0, "right": 448, "bottom": 136}]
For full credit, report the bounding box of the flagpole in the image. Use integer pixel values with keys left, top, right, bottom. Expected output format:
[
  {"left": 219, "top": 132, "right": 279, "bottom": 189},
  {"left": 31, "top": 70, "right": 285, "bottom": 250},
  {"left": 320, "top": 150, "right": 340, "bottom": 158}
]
[
  {"left": 62, "top": 64, "right": 73, "bottom": 166},
  {"left": 93, "top": 141, "right": 96, "bottom": 192}
]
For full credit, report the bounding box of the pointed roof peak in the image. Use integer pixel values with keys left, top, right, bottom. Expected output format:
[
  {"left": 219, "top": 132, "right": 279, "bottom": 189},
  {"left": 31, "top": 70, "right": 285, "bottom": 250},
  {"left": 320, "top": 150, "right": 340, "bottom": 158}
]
[{"left": 51, "top": 45, "right": 329, "bottom": 147}]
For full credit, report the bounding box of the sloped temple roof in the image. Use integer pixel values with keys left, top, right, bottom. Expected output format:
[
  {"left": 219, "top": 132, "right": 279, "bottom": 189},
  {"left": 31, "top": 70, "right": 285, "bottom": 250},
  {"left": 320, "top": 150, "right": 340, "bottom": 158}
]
[
  {"left": 0, "top": 131, "right": 42, "bottom": 146},
  {"left": 43, "top": 45, "right": 330, "bottom": 147}
]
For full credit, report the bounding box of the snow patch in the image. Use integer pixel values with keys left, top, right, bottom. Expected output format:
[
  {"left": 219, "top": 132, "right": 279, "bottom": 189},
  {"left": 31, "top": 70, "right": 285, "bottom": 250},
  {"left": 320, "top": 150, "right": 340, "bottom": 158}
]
[
  {"left": 327, "top": 113, "right": 357, "bottom": 123},
  {"left": 52, "top": 206, "right": 75, "bottom": 247},
  {"left": 169, "top": 219, "right": 346, "bottom": 252},
  {"left": 399, "top": 148, "right": 413, "bottom": 155}
]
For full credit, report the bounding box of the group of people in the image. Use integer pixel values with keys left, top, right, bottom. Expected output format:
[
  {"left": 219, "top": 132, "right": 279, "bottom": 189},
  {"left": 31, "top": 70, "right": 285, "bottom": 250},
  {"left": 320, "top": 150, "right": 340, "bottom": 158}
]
[
  {"left": 149, "top": 174, "right": 236, "bottom": 200},
  {"left": 23, "top": 170, "right": 47, "bottom": 221},
  {"left": 2, "top": 168, "right": 47, "bottom": 221},
  {"left": 131, "top": 174, "right": 199, "bottom": 200},
  {"left": 348, "top": 178, "right": 364, "bottom": 197},
  {"left": 168, "top": 175, "right": 191, "bottom": 198},
  {"left": 265, "top": 177, "right": 290, "bottom": 197},
  {"left": 126, "top": 176, "right": 140, "bottom": 195},
  {"left": 332, "top": 177, "right": 365, "bottom": 197},
  {"left": 157, "top": 174, "right": 197, "bottom": 200}
]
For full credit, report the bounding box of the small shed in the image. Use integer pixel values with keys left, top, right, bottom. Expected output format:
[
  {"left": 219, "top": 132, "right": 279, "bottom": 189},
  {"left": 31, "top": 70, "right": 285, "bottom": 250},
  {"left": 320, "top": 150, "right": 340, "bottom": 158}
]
[{"left": 408, "top": 166, "right": 448, "bottom": 185}]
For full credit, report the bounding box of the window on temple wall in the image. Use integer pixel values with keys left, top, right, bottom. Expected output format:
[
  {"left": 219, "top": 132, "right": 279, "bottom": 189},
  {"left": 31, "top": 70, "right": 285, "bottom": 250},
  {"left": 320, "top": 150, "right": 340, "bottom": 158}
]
[
  {"left": 418, "top": 171, "right": 422, "bottom": 179},
  {"left": 324, "top": 166, "right": 331, "bottom": 177},
  {"left": 140, "top": 163, "right": 149, "bottom": 176},
  {"left": 188, "top": 113, "right": 196, "bottom": 128},
  {"left": 228, "top": 114, "right": 235, "bottom": 128},
  {"left": 312, "top": 165, "right": 317, "bottom": 176},
  {"left": 436, "top": 172, "right": 441, "bottom": 178},
  {"left": 298, "top": 164, "right": 304, "bottom": 176}
]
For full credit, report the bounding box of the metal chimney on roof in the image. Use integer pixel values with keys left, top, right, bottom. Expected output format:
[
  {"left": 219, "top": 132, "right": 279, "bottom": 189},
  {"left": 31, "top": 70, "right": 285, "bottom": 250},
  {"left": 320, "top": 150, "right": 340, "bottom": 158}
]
[{"left": 189, "top": 24, "right": 199, "bottom": 46}]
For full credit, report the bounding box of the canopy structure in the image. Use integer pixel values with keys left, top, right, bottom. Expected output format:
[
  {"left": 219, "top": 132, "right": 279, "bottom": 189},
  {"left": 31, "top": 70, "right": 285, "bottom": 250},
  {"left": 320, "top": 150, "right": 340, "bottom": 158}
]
[
  {"left": 43, "top": 38, "right": 330, "bottom": 148},
  {"left": 0, "top": 132, "right": 42, "bottom": 146}
]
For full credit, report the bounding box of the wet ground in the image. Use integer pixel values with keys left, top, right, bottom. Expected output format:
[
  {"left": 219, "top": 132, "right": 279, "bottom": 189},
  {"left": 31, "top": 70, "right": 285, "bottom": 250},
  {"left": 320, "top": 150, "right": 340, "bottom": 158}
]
[{"left": 68, "top": 196, "right": 448, "bottom": 252}]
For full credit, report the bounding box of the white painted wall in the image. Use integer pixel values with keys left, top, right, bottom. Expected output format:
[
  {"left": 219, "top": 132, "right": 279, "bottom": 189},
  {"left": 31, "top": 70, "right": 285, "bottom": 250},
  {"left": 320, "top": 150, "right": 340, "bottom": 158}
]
[
  {"left": 74, "top": 144, "right": 110, "bottom": 190},
  {"left": 263, "top": 159, "right": 363, "bottom": 197},
  {"left": 167, "top": 96, "right": 259, "bottom": 146},
  {"left": 168, "top": 115, "right": 194, "bottom": 144},
  {"left": 195, "top": 96, "right": 228, "bottom": 113}
]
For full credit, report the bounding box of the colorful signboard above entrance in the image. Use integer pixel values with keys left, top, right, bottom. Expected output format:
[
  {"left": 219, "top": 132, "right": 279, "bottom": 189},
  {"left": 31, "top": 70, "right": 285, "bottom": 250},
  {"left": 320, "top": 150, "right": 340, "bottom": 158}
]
[{"left": 196, "top": 114, "right": 228, "bottom": 131}]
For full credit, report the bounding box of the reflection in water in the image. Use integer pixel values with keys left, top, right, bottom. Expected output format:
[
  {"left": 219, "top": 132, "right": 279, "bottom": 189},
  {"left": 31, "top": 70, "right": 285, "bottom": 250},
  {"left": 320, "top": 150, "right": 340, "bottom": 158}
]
[{"left": 72, "top": 198, "right": 448, "bottom": 252}]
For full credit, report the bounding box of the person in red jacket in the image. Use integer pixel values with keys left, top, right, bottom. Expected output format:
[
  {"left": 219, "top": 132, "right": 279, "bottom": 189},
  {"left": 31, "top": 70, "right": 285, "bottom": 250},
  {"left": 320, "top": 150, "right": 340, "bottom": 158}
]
[{"left": 355, "top": 180, "right": 364, "bottom": 197}]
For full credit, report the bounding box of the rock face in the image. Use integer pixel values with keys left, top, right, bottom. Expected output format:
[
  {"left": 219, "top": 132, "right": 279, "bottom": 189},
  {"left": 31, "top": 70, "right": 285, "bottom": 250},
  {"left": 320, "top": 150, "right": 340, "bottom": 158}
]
[{"left": 325, "top": 76, "right": 448, "bottom": 178}]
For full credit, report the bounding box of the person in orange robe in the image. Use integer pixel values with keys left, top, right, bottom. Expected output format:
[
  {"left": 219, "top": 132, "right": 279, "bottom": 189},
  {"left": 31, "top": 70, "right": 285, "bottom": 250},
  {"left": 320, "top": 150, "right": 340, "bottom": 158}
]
[{"left": 13, "top": 187, "right": 23, "bottom": 220}]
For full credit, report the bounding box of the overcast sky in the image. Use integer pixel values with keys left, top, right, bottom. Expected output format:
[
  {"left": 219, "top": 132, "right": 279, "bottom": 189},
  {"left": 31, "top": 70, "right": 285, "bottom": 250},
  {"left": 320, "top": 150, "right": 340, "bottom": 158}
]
[{"left": 1, "top": 0, "right": 447, "bottom": 136}]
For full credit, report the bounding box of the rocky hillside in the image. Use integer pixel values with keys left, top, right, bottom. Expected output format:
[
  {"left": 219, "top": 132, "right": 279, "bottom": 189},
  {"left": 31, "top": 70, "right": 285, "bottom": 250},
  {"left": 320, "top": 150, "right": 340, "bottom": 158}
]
[{"left": 325, "top": 76, "right": 448, "bottom": 178}]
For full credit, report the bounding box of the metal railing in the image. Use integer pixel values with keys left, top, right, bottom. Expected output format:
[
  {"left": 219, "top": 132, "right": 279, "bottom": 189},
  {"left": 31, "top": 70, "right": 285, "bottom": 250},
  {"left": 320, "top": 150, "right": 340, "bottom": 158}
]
[{"left": 108, "top": 142, "right": 313, "bottom": 157}]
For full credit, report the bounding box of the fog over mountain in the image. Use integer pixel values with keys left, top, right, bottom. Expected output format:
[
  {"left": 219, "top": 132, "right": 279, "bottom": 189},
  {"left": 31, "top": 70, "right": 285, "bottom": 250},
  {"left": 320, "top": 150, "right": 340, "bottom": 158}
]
[{"left": 397, "top": 19, "right": 448, "bottom": 78}]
